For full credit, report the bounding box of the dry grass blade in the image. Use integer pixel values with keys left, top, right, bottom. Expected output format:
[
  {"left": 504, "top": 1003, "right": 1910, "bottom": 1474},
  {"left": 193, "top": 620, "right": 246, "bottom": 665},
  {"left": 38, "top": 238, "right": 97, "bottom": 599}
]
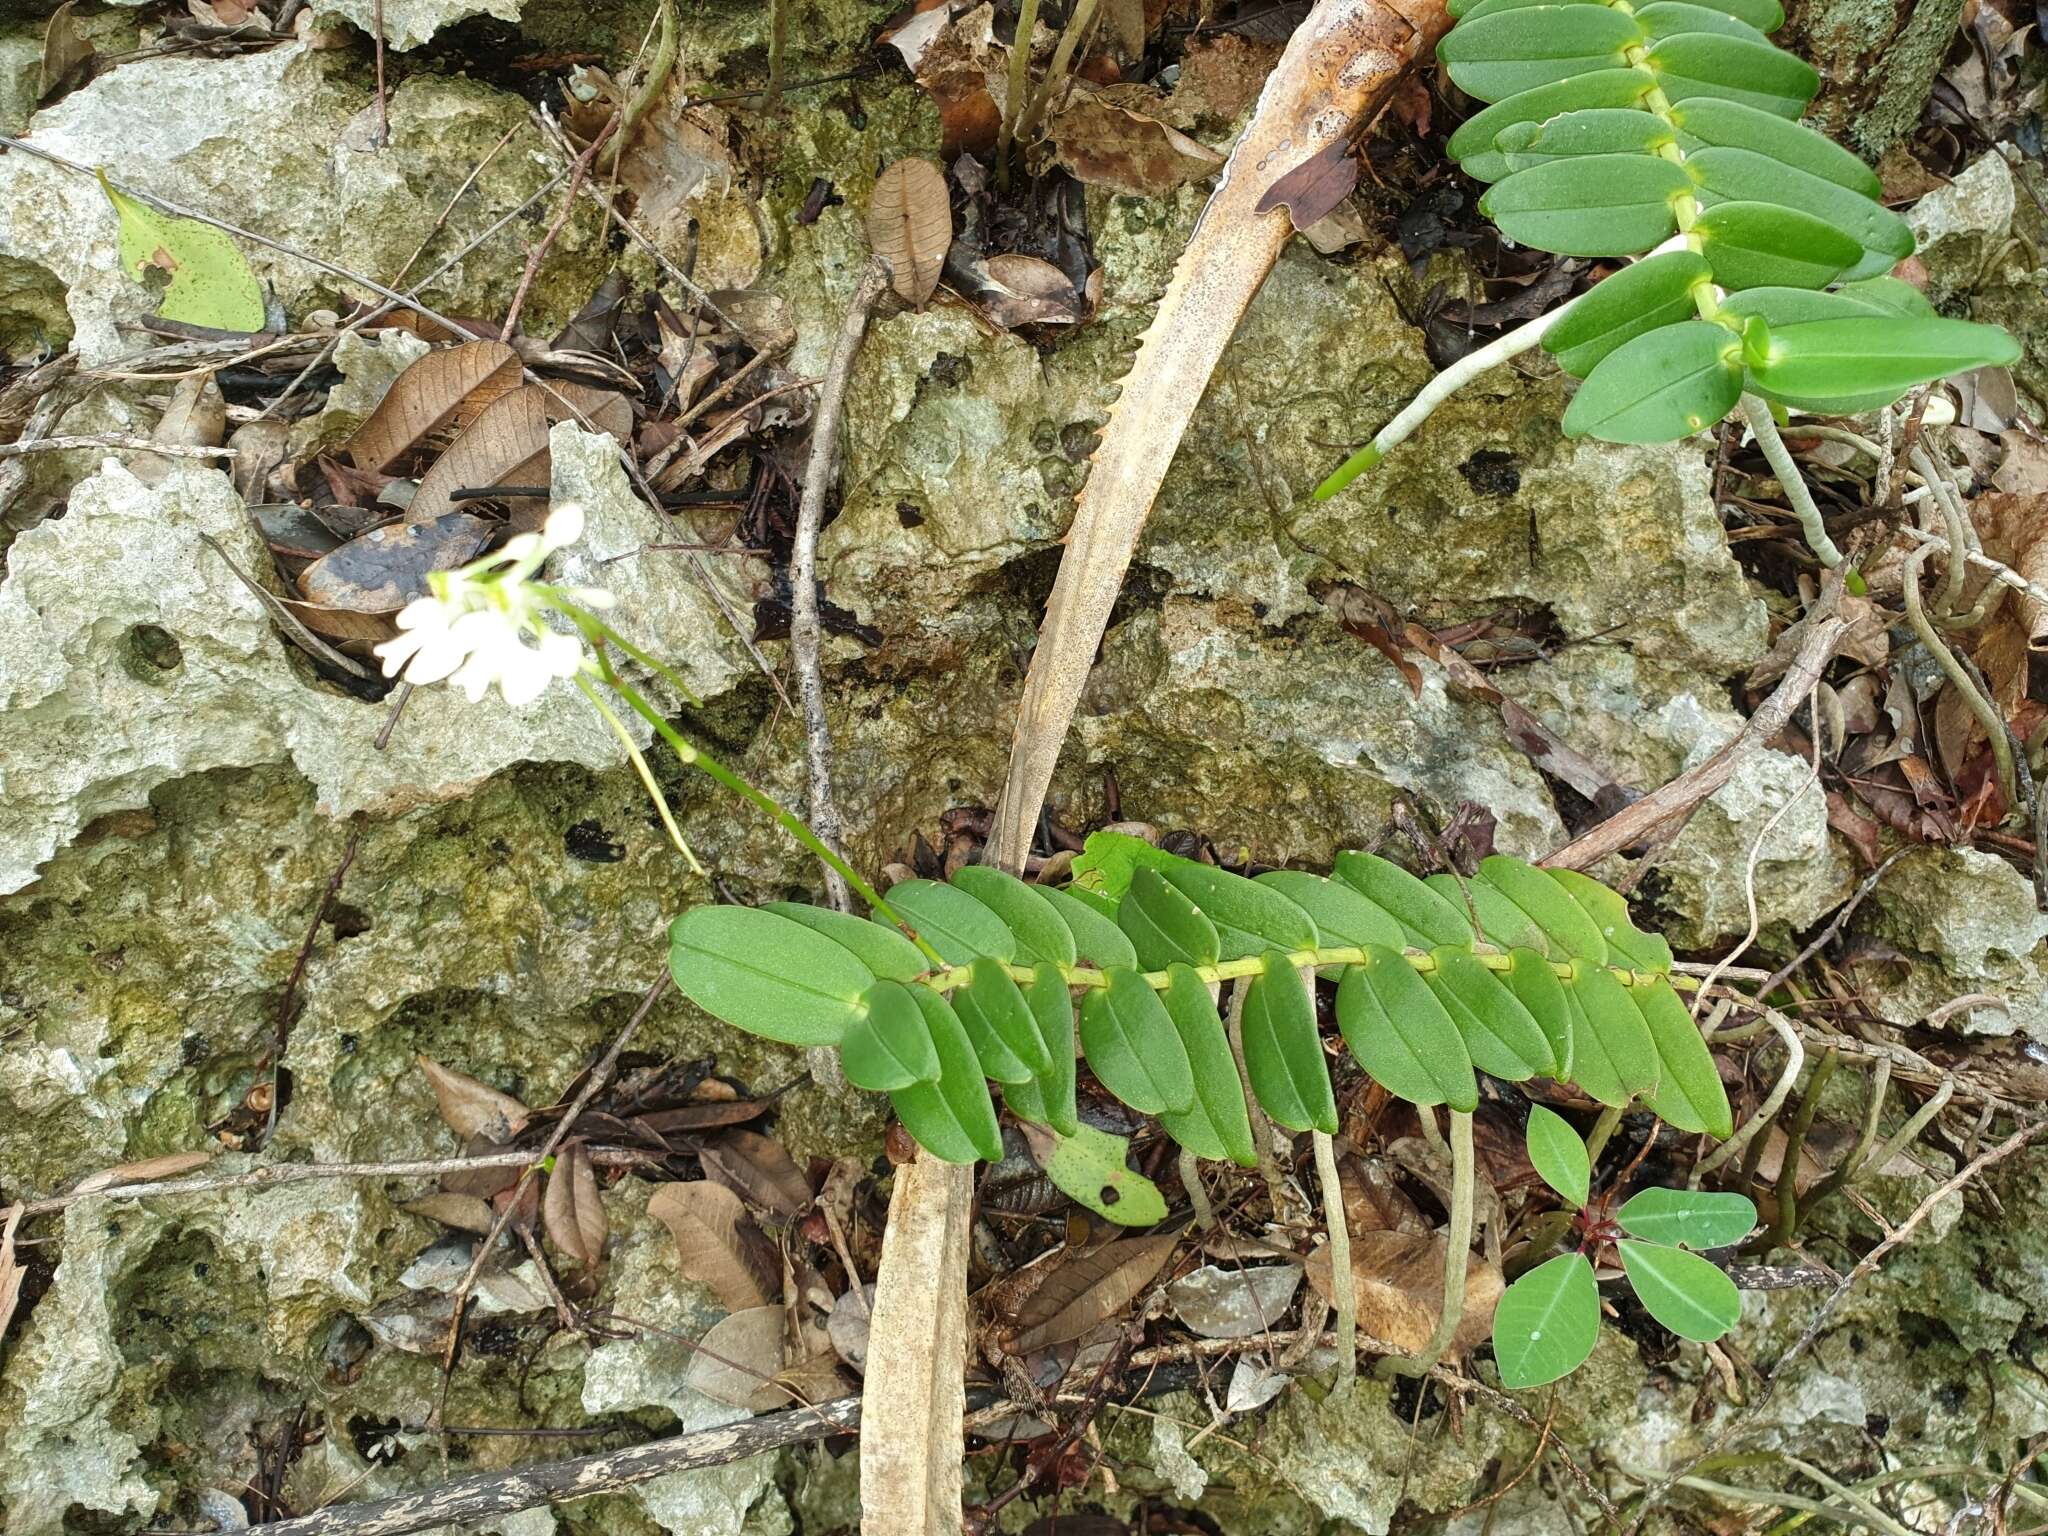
[
  {"left": 71, "top": 1151, "right": 212, "bottom": 1195},
  {"left": 866, "top": 158, "right": 951, "bottom": 306},
  {"left": 648, "top": 1180, "right": 778, "bottom": 1312},
  {"left": 344, "top": 340, "right": 520, "bottom": 474},
  {"left": 417, "top": 1054, "right": 530, "bottom": 1144},
  {"left": 1007, "top": 1233, "right": 1179, "bottom": 1354},
  {"left": 542, "top": 1141, "right": 607, "bottom": 1268},
  {"left": 700, "top": 1130, "right": 811, "bottom": 1221}
]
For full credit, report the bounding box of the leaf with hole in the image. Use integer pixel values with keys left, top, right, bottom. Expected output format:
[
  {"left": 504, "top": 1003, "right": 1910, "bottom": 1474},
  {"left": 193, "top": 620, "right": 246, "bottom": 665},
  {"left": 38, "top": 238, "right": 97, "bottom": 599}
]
[
  {"left": 1157, "top": 964, "right": 1258, "bottom": 1167},
  {"left": 1564, "top": 958, "right": 1660, "bottom": 1105},
  {"left": 1686, "top": 147, "right": 1912, "bottom": 279},
  {"left": 881, "top": 879, "right": 1015, "bottom": 965},
  {"left": 1040, "top": 1124, "right": 1169, "bottom": 1227},
  {"left": 951, "top": 867, "right": 1077, "bottom": 968},
  {"left": 1629, "top": 978, "right": 1733, "bottom": 1137},
  {"left": 670, "top": 906, "right": 875, "bottom": 1047},
  {"left": 1038, "top": 884, "right": 1139, "bottom": 970},
  {"left": 1437, "top": 6, "right": 1641, "bottom": 102},
  {"left": 1617, "top": 1187, "right": 1757, "bottom": 1248},
  {"left": 1336, "top": 947, "right": 1477, "bottom": 1111},
  {"left": 952, "top": 957, "right": 1053, "bottom": 1083},
  {"left": 1526, "top": 1105, "right": 1591, "bottom": 1206},
  {"left": 841, "top": 979, "right": 942, "bottom": 1092},
  {"left": 1562, "top": 320, "right": 1742, "bottom": 443},
  {"left": 1618, "top": 1240, "right": 1743, "bottom": 1340},
  {"left": 1256, "top": 870, "right": 1407, "bottom": 957},
  {"left": 1333, "top": 852, "right": 1475, "bottom": 948},
  {"left": 1480, "top": 154, "right": 1690, "bottom": 257},
  {"left": 1449, "top": 69, "right": 1658, "bottom": 180},
  {"left": 867, "top": 157, "right": 951, "bottom": 306},
  {"left": 1646, "top": 33, "right": 1818, "bottom": 118},
  {"left": 1119, "top": 866, "right": 1222, "bottom": 969},
  {"left": 1425, "top": 947, "right": 1557, "bottom": 1080},
  {"left": 1543, "top": 249, "right": 1713, "bottom": 378},
  {"left": 767, "top": 902, "right": 929, "bottom": 981},
  {"left": 1493, "top": 1251, "right": 1600, "bottom": 1387},
  {"left": 1159, "top": 860, "right": 1318, "bottom": 960},
  {"left": 889, "top": 987, "right": 1003, "bottom": 1165},
  {"left": 1240, "top": 957, "right": 1337, "bottom": 1134},
  {"left": 1666, "top": 97, "right": 1878, "bottom": 196},
  {"left": 1079, "top": 967, "right": 1197, "bottom": 1114},
  {"left": 100, "top": 173, "right": 265, "bottom": 332}
]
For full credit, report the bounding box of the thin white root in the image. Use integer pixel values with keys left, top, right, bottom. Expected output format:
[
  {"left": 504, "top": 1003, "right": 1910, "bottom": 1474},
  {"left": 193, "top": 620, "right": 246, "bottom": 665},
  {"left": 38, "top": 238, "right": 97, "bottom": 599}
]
[
  {"left": 1378, "top": 1109, "right": 1474, "bottom": 1379},
  {"left": 1312, "top": 1128, "right": 1355, "bottom": 1390},
  {"left": 1742, "top": 395, "right": 1843, "bottom": 567}
]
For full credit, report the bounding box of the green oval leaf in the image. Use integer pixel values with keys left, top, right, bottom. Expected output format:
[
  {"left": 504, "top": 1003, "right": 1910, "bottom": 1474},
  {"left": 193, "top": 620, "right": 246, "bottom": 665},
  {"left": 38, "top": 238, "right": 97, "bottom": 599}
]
[
  {"left": 1070, "top": 828, "right": 1177, "bottom": 901},
  {"left": 1333, "top": 852, "right": 1474, "bottom": 949},
  {"left": 1617, "top": 1240, "right": 1743, "bottom": 1340},
  {"left": 1449, "top": 69, "right": 1658, "bottom": 180},
  {"left": 1426, "top": 871, "right": 1545, "bottom": 954},
  {"left": 1041, "top": 1124, "right": 1169, "bottom": 1226},
  {"left": 950, "top": 867, "right": 1077, "bottom": 968},
  {"left": 1686, "top": 147, "right": 1912, "bottom": 279},
  {"left": 1003, "top": 963, "right": 1082, "bottom": 1137},
  {"left": 1493, "top": 1251, "right": 1600, "bottom": 1387},
  {"left": 1438, "top": 6, "right": 1641, "bottom": 102},
  {"left": 1836, "top": 275, "right": 1938, "bottom": 316},
  {"left": 1543, "top": 870, "right": 1674, "bottom": 974},
  {"left": 1477, "top": 855, "right": 1611, "bottom": 964},
  {"left": 1451, "top": 0, "right": 1604, "bottom": 19},
  {"left": 1158, "top": 965, "right": 1259, "bottom": 1167},
  {"left": 1481, "top": 154, "right": 1689, "bottom": 257},
  {"left": 953, "top": 956, "right": 1053, "bottom": 1084},
  {"left": 1336, "top": 947, "right": 1478, "bottom": 1111},
  {"left": 1079, "top": 967, "right": 1197, "bottom": 1114},
  {"left": 101, "top": 173, "right": 266, "bottom": 332},
  {"left": 1425, "top": 947, "right": 1557, "bottom": 1080},
  {"left": 1038, "top": 885, "right": 1140, "bottom": 971},
  {"left": 1634, "top": 1, "right": 1770, "bottom": 41},
  {"left": 1562, "top": 320, "right": 1742, "bottom": 443},
  {"left": 1694, "top": 199, "right": 1862, "bottom": 290},
  {"left": 890, "top": 987, "right": 1003, "bottom": 1164},
  {"left": 1497, "top": 107, "right": 1682, "bottom": 174},
  {"left": 1160, "top": 860, "right": 1318, "bottom": 960},
  {"left": 1240, "top": 957, "right": 1337, "bottom": 1134},
  {"left": 1543, "top": 249, "right": 1714, "bottom": 378},
  {"left": 1749, "top": 315, "right": 2022, "bottom": 405},
  {"left": 1526, "top": 1104, "right": 1591, "bottom": 1206},
  {"left": 1629, "top": 978, "right": 1733, "bottom": 1136},
  {"left": 1646, "top": 33, "right": 1818, "bottom": 118},
  {"left": 1120, "top": 866, "right": 1221, "bottom": 970},
  {"left": 1505, "top": 948, "right": 1575, "bottom": 1080},
  {"left": 670, "top": 905, "right": 874, "bottom": 1047},
  {"left": 1666, "top": 97, "right": 1879, "bottom": 196},
  {"left": 842, "top": 979, "right": 942, "bottom": 1091},
  {"left": 1617, "top": 1187, "right": 1757, "bottom": 1248},
  {"left": 766, "top": 901, "right": 930, "bottom": 981},
  {"left": 1256, "top": 870, "right": 1407, "bottom": 956},
  {"left": 1564, "top": 958, "right": 1660, "bottom": 1106},
  {"left": 883, "top": 880, "right": 1016, "bottom": 965}
]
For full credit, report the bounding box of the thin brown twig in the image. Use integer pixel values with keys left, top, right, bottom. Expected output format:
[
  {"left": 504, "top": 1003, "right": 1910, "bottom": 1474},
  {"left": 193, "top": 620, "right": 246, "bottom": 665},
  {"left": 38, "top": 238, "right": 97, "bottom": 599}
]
[
  {"left": 0, "top": 435, "right": 234, "bottom": 460},
  {"left": 500, "top": 117, "right": 617, "bottom": 341}
]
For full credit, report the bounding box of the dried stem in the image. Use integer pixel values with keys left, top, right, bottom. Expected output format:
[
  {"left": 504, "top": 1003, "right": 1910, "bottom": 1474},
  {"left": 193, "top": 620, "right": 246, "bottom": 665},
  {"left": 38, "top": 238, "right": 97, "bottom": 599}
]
[
  {"left": 1378, "top": 1109, "right": 1474, "bottom": 1380},
  {"left": 1312, "top": 1128, "right": 1355, "bottom": 1390}
]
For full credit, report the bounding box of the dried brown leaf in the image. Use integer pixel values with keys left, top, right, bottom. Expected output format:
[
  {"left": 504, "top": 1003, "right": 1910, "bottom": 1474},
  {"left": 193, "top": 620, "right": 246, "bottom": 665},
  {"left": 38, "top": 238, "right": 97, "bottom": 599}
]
[
  {"left": 867, "top": 158, "right": 953, "bottom": 307},
  {"left": 40, "top": 2, "right": 94, "bottom": 103},
  {"left": 700, "top": 1129, "right": 812, "bottom": 1221},
  {"left": 1303, "top": 1231, "right": 1502, "bottom": 1357},
  {"left": 1006, "top": 1234, "right": 1178, "bottom": 1355},
  {"left": 417, "top": 1054, "right": 529, "bottom": 1145},
  {"left": 296, "top": 511, "right": 492, "bottom": 616},
  {"left": 1253, "top": 138, "right": 1360, "bottom": 231},
  {"left": 828, "top": 1283, "right": 876, "bottom": 1371},
  {"left": 957, "top": 253, "right": 1086, "bottom": 330},
  {"left": 72, "top": 1151, "right": 212, "bottom": 1195},
  {"left": 647, "top": 1180, "right": 778, "bottom": 1313},
  {"left": 402, "top": 1191, "right": 499, "bottom": 1235},
  {"left": 344, "top": 340, "right": 520, "bottom": 475},
  {"left": 543, "top": 1142, "right": 607, "bottom": 1268},
  {"left": 407, "top": 385, "right": 549, "bottom": 524},
  {"left": 683, "top": 1304, "right": 789, "bottom": 1411},
  {"left": 1050, "top": 97, "right": 1225, "bottom": 199}
]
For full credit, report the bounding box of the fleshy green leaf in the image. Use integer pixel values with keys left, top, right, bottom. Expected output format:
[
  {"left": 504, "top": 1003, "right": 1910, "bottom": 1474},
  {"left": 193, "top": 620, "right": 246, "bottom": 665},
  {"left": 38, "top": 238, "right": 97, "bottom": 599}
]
[
  {"left": 1255, "top": 870, "right": 1407, "bottom": 956},
  {"left": 1160, "top": 860, "right": 1318, "bottom": 960},
  {"left": 1617, "top": 1187, "right": 1757, "bottom": 1248},
  {"left": 1426, "top": 871, "right": 1546, "bottom": 954},
  {"left": 766, "top": 902, "right": 930, "bottom": 981},
  {"left": 1041, "top": 1124, "right": 1169, "bottom": 1226},
  {"left": 1070, "top": 829, "right": 1179, "bottom": 901},
  {"left": 670, "top": 906, "right": 874, "bottom": 1047},
  {"left": 1496, "top": 107, "right": 1682, "bottom": 173},
  {"left": 1438, "top": 6, "right": 1641, "bottom": 102},
  {"left": 1493, "top": 1252, "right": 1600, "bottom": 1387},
  {"left": 1562, "top": 320, "right": 1743, "bottom": 443},
  {"left": 950, "top": 867, "right": 1077, "bottom": 968},
  {"left": 1836, "top": 275, "right": 1938, "bottom": 315},
  {"left": 1038, "top": 885, "right": 1140, "bottom": 971},
  {"left": 1666, "top": 97, "right": 1879, "bottom": 197},
  {"left": 1120, "top": 866, "right": 1222, "bottom": 970},
  {"left": 1425, "top": 947, "right": 1557, "bottom": 1080},
  {"left": 100, "top": 173, "right": 266, "bottom": 332},
  {"left": 889, "top": 987, "right": 1003, "bottom": 1164},
  {"left": 1689, "top": 0, "right": 1783, "bottom": 29},
  {"left": 1481, "top": 154, "right": 1690, "bottom": 256},
  {"left": 1526, "top": 1104, "right": 1591, "bottom": 1206},
  {"left": 1629, "top": 978, "right": 1733, "bottom": 1137},
  {"left": 883, "top": 879, "right": 1016, "bottom": 965},
  {"left": 1004, "top": 963, "right": 1082, "bottom": 1137},
  {"left": 1634, "top": 1, "right": 1770, "bottom": 41},
  {"left": 1332, "top": 852, "right": 1475, "bottom": 948},
  {"left": 1079, "top": 967, "right": 1197, "bottom": 1114},
  {"left": 1749, "top": 315, "right": 2022, "bottom": 406},
  {"left": 1158, "top": 964, "right": 1258, "bottom": 1167},
  {"left": 1505, "top": 947, "right": 1575, "bottom": 1080},
  {"left": 1542, "top": 248, "right": 1713, "bottom": 377},
  {"left": 1240, "top": 957, "right": 1337, "bottom": 1134},
  {"left": 842, "top": 979, "right": 941, "bottom": 1091},
  {"left": 1450, "top": 69, "right": 1659, "bottom": 181},
  {"left": 1451, "top": 0, "right": 1604, "bottom": 19},
  {"left": 1477, "top": 855, "right": 1611, "bottom": 964},
  {"left": 1646, "top": 33, "right": 1819, "bottom": 118},
  {"left": 1543, "top": 870, "right": 1674, "bottom": 975},
  {"left": 1686, "top": 147, "right": 1912, "bottom": 279},
  {"left": 1693, "top": 200, "right": 1862, "bottom": 290},
  {"left": 1336, "top": 947, "right": 1478, "bottom": 1111},
  {"left": 1564, "top": 958, "right": 1660, "bottom": 1106},
  {"left": 1715, "top": 286, "right": 1888, "bottom": 325},
  {"left": 1618, "top": 1240, "right": 1743, "bottom": 1340},
  {"left": 952, "top": 956, "right": 1053, "bottom": 1084}
]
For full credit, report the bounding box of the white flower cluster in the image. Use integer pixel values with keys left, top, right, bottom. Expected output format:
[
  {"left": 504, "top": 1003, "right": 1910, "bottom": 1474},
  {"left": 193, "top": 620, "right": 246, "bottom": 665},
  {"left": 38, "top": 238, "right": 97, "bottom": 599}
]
[{"left": 374, "top": 503, "right": 611, "bottom": 707}]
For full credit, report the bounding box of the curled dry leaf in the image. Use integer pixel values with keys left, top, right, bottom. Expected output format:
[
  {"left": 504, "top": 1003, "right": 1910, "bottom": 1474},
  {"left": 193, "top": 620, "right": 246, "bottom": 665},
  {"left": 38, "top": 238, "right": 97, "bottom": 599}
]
[
  {"left": 401, "top": 1191, "right": 498, "bottom": 1235},
  {"left": 647, "top": 1180, "right": 778, "bottom": 1313},
  {"left": 1166, "top": 1262, "right": 1305, "bottom": 1340},
  {"left": 867, "top": 158, "right": 953, "bottom": 307},
  {"left": 683, "top": 1304, "right": 789, "bottom": 1411},
  {"left": 1005, "top": 1233, "right": 1179, "bottom": 1355},
  {"left": 952, "top": 253, "right": 1088, "bottom": 330},
  {"left": 1048, "top": 97, "right": 1225, "bottom": 200},
  {"left": 409, "top": 381, "right": 632, "bottom": 526},
  {"left": 1303, "top": 1230, "right": 1503, "bottom": 1357},
  {"left": 71, "top": 1150, "right": 212, "bottom": 1195},
  {"left": 542, "top": 1141, "right": 607, "bottom": 1268},
  {"left": 1253, "top": 138, "right": 1361, "bottom": 232},
  {"left": 344, "top": 341, "right": 521, "bottom": 475},
  {"left": 699, "top": 1129, "right": 812, "bottom": 1221},
  {"left": 417, "top": 1054, "right": 529, "bottom": 1145}
]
